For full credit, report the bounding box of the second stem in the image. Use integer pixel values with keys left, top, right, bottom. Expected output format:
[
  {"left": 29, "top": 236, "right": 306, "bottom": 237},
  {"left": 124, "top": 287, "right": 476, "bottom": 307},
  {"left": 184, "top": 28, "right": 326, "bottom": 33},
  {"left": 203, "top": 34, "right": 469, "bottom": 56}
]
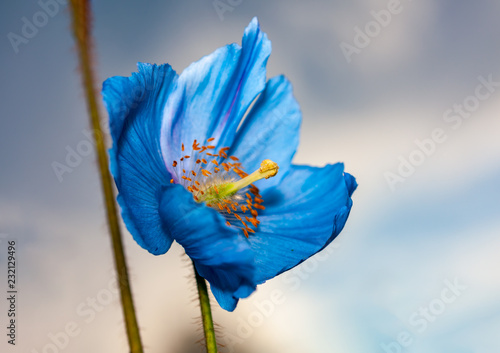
[{"left": 193, "top": 263, "right": 218, "bottom": 353}]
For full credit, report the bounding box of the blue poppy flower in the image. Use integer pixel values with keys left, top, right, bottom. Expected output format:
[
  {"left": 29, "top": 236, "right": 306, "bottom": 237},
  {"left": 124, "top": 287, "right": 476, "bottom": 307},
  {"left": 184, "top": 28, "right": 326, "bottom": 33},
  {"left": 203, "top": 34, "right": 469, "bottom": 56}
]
[{"left": 102, "top": 17, "right": 357, "bottom": 312}]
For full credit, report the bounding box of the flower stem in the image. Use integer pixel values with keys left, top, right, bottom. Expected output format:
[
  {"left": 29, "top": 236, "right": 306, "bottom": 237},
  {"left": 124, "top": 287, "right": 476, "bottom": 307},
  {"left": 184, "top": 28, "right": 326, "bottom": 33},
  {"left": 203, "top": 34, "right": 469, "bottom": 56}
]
[
  {"left": 193, "top": 263, "right": 218, "bottom": 353},
  {"left": 68, "top": 1, "right": 143, "bottom": 352}
]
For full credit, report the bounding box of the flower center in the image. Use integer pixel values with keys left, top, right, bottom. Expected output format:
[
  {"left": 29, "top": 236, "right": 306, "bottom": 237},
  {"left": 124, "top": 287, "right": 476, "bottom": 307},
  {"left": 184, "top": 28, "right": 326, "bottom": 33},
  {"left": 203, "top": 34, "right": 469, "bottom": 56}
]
[{"left": 169, "top": 138, "right": 279, "bottom": 237}]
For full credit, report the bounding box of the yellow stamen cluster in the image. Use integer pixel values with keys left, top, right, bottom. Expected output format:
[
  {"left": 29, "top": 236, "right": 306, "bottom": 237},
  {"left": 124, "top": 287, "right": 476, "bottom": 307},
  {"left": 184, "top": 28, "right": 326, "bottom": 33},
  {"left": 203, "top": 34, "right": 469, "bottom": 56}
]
[{"left": 170, "top": 138, "right": 277, "bottom": 238}]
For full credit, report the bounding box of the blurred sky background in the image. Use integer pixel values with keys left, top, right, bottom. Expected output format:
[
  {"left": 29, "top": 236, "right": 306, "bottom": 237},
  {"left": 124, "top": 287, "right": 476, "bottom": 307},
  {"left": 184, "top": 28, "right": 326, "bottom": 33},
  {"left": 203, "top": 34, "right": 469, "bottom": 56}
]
[{"left": 1, "top": 0, "right": 500, "bottom": 352}]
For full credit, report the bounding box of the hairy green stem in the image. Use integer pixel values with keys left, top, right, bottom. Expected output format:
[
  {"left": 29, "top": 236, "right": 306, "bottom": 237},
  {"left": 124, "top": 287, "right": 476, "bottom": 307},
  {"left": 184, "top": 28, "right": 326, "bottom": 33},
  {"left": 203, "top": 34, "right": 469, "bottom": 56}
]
[
  {"left": 68, "top": 1, "right": 143, "bottom": 352},
  {"left": 194, "top": 264, "right": 218, "bottom": 353}
]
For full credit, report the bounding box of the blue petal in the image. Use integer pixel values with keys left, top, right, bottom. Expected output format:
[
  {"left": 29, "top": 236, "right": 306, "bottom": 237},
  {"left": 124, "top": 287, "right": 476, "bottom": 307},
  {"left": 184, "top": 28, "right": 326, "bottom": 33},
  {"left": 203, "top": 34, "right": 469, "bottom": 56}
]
[
  {"left": 248, "top": 163, "right": 356, "bottom": 284},
  {"left": 102, "top": 63, "right": 178, "bottom": 255},
  {"left": 229, "top": 75, "right": 301, "bottom": 191},
  {"left": 160, "top": 17, "right": 271, "bottom": 172},
  {"left": 344, "top": 172, "right": 358, "bottom": 197},
  {"left": 159, "top": 184, "right": 256, "bottom": 311},
  {"left": 209, "top": 281, "right": 255, "bottom": 312}
]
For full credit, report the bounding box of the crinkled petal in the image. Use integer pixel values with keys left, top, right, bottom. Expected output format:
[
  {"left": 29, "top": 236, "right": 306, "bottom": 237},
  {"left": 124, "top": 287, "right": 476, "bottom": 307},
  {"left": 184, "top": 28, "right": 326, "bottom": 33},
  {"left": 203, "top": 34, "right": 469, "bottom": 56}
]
[
  {"left": 159, "top": 184, "right": 256, "bottom": 311},
  {"left": 102, "top": 63, "right": 178, "bottom": 255},
  {"left": 208, "top": 281, "right": 255, "bottom": 312},
  {"left": 160, "top": 17, "right": 271, "bottom": 174},
  {"left": 344, "top": 172, "right": 358, "bottom": 197},
  {"left": 229, "top": 75, "right": 301, "bottom": 191},
  {"left": 248, "top": 163, "right": 357, "bottom": 284}
]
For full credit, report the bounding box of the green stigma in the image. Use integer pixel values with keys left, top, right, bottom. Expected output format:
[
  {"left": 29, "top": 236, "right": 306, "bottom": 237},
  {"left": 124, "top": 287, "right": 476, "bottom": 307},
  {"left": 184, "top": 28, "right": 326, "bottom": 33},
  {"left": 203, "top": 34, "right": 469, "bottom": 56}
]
[{"left": 198, "top": 159, "right": 279, "bottom": 203}]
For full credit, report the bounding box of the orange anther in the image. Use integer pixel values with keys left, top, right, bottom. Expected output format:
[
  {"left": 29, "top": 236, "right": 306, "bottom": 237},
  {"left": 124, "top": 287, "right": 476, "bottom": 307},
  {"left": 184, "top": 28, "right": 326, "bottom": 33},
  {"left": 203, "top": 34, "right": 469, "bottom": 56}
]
[
  {"left": 175, "top": 140, "right": 262, "bottom": 239},
  {"left": 246, "top": 216, "right": 259, "bottom": 228},
  {"left": 170, "top": 179, "right": 174, "bottom": 184},
  {"left": 235, "top": 169, "right": 245, "bottom": 176}
]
